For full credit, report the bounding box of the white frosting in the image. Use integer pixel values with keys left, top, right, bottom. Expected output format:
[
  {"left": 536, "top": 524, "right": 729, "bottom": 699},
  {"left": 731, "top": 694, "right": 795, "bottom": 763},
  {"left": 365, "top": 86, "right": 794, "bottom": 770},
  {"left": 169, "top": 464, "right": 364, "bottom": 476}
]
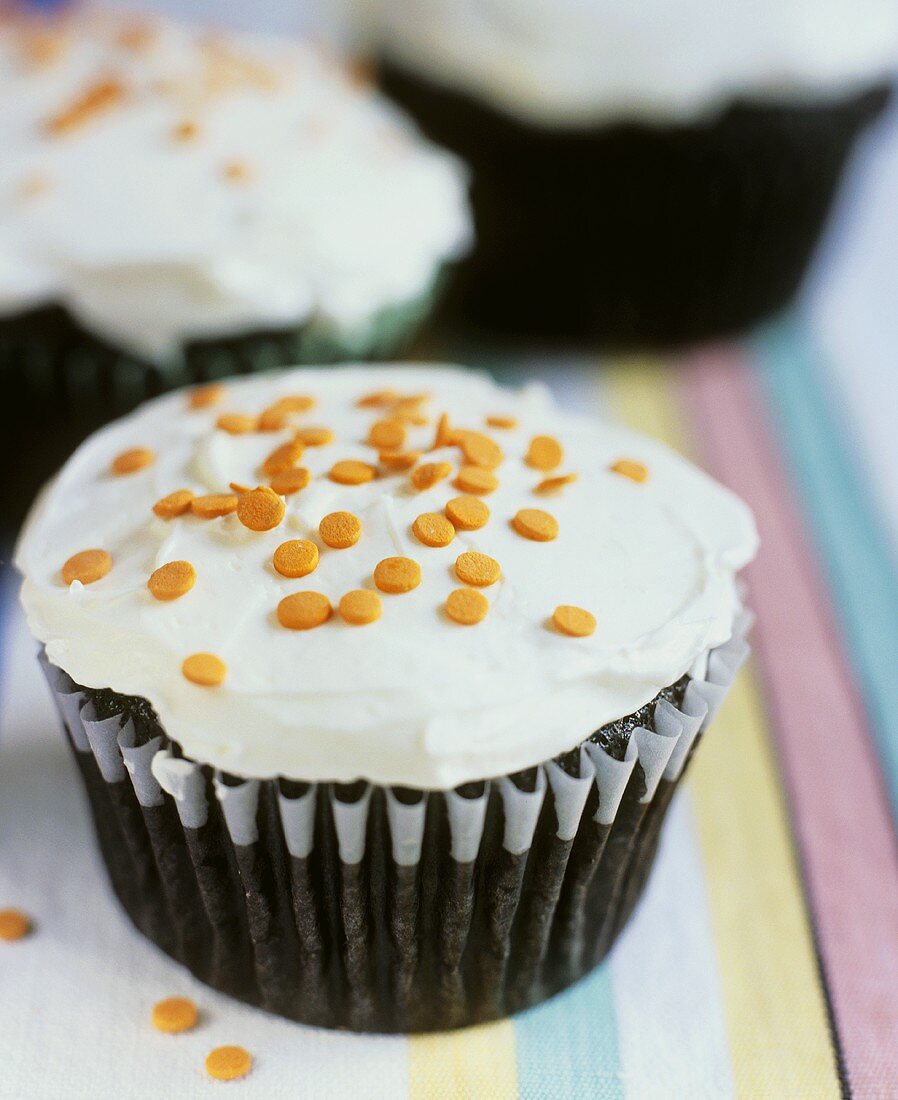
[
  {"left": 0, "top": 9, "right": 470, "bottom": 359},
  {"left": 15, "top": 365, "right": 757, "bottom": 788},
  {"left": 341, "top": 0, "right": 898, "bottom": 125}
]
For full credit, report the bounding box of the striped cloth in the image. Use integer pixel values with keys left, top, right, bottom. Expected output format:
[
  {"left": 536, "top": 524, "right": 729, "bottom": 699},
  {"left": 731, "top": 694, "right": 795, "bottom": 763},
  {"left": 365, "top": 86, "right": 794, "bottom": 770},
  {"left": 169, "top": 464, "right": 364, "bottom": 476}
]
[{"left": 1, "top": 315, "right": 896, "bottom": 1099}]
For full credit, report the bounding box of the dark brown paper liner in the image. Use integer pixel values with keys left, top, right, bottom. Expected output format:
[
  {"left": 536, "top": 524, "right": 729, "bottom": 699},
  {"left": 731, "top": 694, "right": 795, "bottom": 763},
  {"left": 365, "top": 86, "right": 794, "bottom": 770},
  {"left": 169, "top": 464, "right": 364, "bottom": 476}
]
[{"left": 39, "top": 616, "right": 748, "bottom": 1032}]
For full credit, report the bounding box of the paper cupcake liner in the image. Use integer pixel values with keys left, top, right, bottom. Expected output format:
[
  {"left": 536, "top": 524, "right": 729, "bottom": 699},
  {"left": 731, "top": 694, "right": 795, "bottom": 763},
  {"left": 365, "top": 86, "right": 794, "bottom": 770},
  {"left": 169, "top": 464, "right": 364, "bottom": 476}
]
[
  {"left": 39, "top": 613, "right": 749, "bottom": 1033},
  {"left": 381, "top": 63, "right": 889, "bottom": 347}
]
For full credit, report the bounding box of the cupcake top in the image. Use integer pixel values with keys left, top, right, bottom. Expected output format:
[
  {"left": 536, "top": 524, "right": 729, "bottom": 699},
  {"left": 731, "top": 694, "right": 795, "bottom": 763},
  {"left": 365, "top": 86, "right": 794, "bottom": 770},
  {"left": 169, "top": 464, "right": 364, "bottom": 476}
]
[
  {"left": 16, "top": 365, "right": 757, "bottom": 788},
  {"left": 340, "top": 0, "right": 898, "bottom": 126},
  {"left": 0, "top": 9, "right": 470, "bottom": 359}
]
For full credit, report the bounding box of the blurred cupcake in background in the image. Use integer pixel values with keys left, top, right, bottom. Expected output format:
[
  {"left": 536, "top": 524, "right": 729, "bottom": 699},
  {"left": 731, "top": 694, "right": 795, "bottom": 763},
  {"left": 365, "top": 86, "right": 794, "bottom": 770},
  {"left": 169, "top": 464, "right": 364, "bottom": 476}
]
[
  {"left": 337, "top": 0, "right": 897, "bottom": 347},
  {"left": 0, "top": 6, "right": 471, "bottom": 413}
]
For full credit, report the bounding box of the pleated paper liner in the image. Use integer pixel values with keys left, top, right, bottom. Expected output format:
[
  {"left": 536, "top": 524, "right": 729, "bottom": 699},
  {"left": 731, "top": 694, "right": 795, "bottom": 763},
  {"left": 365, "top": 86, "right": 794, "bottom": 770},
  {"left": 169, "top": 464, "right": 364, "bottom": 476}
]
[{"left": 40, "top": 613, "right": 749, "bottom": 1033}]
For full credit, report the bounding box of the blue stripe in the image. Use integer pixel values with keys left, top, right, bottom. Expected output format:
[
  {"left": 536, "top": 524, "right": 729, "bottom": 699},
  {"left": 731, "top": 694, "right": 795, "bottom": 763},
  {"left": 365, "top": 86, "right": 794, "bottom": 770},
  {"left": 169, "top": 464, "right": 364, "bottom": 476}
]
[{"left": 752, "top": 317, "right": 898, "bottom": 820}]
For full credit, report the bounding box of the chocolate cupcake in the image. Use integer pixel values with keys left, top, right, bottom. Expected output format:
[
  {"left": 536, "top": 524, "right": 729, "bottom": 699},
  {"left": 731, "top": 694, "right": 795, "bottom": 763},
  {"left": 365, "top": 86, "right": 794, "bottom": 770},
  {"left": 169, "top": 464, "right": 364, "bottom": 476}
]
[
  {"left": 16, "top": 365, "right": 757, "bottom": 1032},
  {"left": 338, "top": 0, "right": 895, "bottom": 345},
  {"left": 0, "top": 9, "right": 470, "bottom": 517}
]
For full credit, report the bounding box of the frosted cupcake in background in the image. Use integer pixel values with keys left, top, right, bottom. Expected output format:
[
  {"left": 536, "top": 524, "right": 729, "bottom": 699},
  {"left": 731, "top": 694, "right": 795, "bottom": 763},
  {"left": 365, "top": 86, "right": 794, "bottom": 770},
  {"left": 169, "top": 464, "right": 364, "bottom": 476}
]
[
  {"left": 0, "top": 8, "right": 470, "bottom": 405},
  {"left": 335, "top": 0, "right": 897, "bottom": 346},
  {"left": 16, "top": 364, "right": 757, "bottom": 1031}
]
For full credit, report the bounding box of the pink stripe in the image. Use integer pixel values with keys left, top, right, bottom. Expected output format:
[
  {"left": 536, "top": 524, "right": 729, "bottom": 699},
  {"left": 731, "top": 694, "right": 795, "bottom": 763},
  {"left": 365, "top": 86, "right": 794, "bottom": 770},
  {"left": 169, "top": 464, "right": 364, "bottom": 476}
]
[{"left": 682, "top": 350, "right": 898, "bottom": 1098}]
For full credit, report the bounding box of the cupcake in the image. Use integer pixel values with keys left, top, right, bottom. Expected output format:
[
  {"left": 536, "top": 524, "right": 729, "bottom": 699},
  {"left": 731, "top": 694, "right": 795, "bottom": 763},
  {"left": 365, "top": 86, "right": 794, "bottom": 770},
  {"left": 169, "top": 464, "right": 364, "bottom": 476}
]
[
  {"left": 0, "top": 9, "right": 470, "bottom": 408},
  {"left": 336, "top": 0, "right": 896, "bottom": 345},
  {"left": 16, "top": 365, "right": 757, "bottom": 1032}
]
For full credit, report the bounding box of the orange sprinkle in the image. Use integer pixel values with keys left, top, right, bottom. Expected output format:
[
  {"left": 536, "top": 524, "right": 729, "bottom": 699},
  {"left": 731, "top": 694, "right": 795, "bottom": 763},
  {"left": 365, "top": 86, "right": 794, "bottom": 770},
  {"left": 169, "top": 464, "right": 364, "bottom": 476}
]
[
  {"left": 445, "top": 587, "right": 489, "bottom": 625},
  {"left": 0, "top": 908, "right": 32, "bottom": 942},
  {"left": 486, "top": 415, "right": 517, "bottom": 430},
  {"left": 610, "top": 459, "right": 649, "bottom": 483},
  {"left": 117, "top": 21, "right": 156, "bottom": 52},
  {"left": 368, "top": 419, "right": 406, "bottom": 450},
  {"left": 380, "top": 450, "right": 421, "bottom": 471},
  {"left": 455, "top": 551, "right": 501, "bottom": 587},
  {"left": 205, "top": 1046, "right": 252, "bottom": 1082},
  {"left": 295, "top": 426, "right": 333, "bottom": 446},
  {"left": 319, "top": 511, "right": 361, "bottom": 549},
  {"left": 412, "top": 512, "right": 456, "bottom": 549},
  {"left": 393, "top": 395, "right": 430, "bottom": 422},
  {"left": 151, "top": 997, "right": 198, "bottom": 1034},
  {"left": 374, "top": 557, "right": 421, "bottom": 594},
  {"left": 262, "top": 440, "right": 304, "bottom": 477},
  {"left": 432, "top": 412, "right": 453, "bottom": 450},
  {"left": 329, "top": 460, "right": 377, "bottom": 486},
  {"left": 458, "top": 431, "right": 503, "bottom": 470},
  {"left": 147, "top": 560, "right": 196, "bottom": 602},
  {"left": 338, "top": 589, "right": 382, "bottom": 626},
  {"left": 277, "top": 591, "right": 332, "bottom": 630},
  {"left": 216, "top": 413, "right": 257, "bottom": 435},
  {"left": 357, "top": 389, "right": 397, "bottom": 408},
  {"left": 512, "top": 508, "right": 559, "bottom": 542},
  {"left": 535, "top": 473, "right": 579, "bottom": 495},
  {"left": 277, "top": 394, "right": 316, "bottom": 413},
  {"left": 445, "top": 495, "right": 490, "bottom": 531},
  {"left": 273, "top": 540, "right": 319, "bottom": 578},
  {"left": 269, "top": 467, "right": 310, "bottom": 496},
  {"left": 188, "top": 382, "right": 224, "bottom": 409},
  {"left": 237, "top": 488, "right": 284, "bottom": 532},
  {"left": 45, "top": 79, "right": 126, "bottom": 136},
  {"left": 553, "top": 605, "right": 597, "bottom": 638},
  {"left": 22, "top": 28, "right": 67, "bottom": 67},
  {"left": 153, "top": 488, "right": 194, "bottom": 519},
  {"left": 229, "top": 482, "right": 252, "bottom": 495},
  {"left": 182, "top": 653, "right": 226, "bottom": 687},
  {"left": 257, "top": 403, "right": 292, "bottom": 432},
  {"left": 525, "top": 435, "right": 564, "bottom": 472},
  {"left": 62, "top": 549, "right": 112, "bottom": 586},
  {"left": 171, "top": 120, "right": 199, "bottom": 142},
  {"left": 191, "top": 493, "right": 238, "bottom": 519},
  {"left": 222, "top": 160, "right": 251, "bottom": 183},
  {"left": 111, "top": 447, "right": 155, "bottom": 475},
  {"left": 454, "top": 465, "right": 499, "bottom": 495},
  {"left": 411, "top": 462, "right": 452, "bottom": 492}
]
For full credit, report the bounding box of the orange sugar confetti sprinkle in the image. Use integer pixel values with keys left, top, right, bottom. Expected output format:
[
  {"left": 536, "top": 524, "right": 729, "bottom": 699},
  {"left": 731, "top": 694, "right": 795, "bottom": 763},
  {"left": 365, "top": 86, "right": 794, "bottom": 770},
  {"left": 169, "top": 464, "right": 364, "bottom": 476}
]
[
  {"left": 273, "top": 540, "right": 319, "bottom": 578},
  {"left": 512, "top": 508, "right": 559, "bottom": 542},
  {"left": 237, "top": 487, "right": 284, "bottom": 531},
  {"left": 117, "top": 22, "right": 156, "bottom": 52},
  {"left": 445, "top": 495, "right": 490, "bottom": 531},
  {"left": 432, "top": 412, "right": 453, "bottom": 450},
  {"left": 0, "top": 908, "right": 32, "bottom": 942},
  {"left": 45, "top": 78, "right": 126, "bottom": 136},
  {"left": 380, "top": 450, "right": 420, "bottom": 471},
  {"left": 458, "top": 431, "right": 503, "bottom": 470},
  {"left": 229, "top": 482, "right": 252, "bottom": 495},
  {"left": 182, "top": 653, "right": 226, "bottom": 686},
  {"left": 257, "top": 404, "right": 292, "bottom": 432},
  {"left": 205, "top": 1046, "right": 253, "bottom": 1082},
  {"left": 111, "top": 447, "right": 155, "bottom": 475},
  {"left": 191, "top": 493, "right": 238, "bottom": 519},
  {"left": 153, "top": 489, "right": 194, "bottom": 519},
  {"left": 171, "top": 120, "right": 199, "bottom": 142},
  {"left": 445, "top": 587, "right": 489, "bottom": 625},
  {"left": 455, "top": 551, "right": 501, "bottom": 587},
  {"left": 188, "top": 382, "right": 224, "bottom": 409},
  {"left": 357, "top": 389, "right": 397, "bottom": 408},
  {"left": 222, "top": 160, "right": 252, "bottom": 183},
  {"left": 262, "top": 440, "right": 304, "bottom": 477},
  {"left": 216, "top": 413, "right": 257, "bottom": 435},
  {"left": 277, "top": 394, "right": 316, "bottom": 413},
  {"left": 147, "top": 560, "right": 196, "bottom": 602},
  {"left": 486, "top": 415, "right": 517, "bottom": 430},
  {"left": 151, "top": 997, "right": 198, "bottom": 1034},
  {"left": 62, "top": 549, "right": 111, "bottom": 586},
  {"left": 269, "top": 467, "right": 310, "bottom": 496},
  {"left": 553, "top": 605, "right": 597, "bottom": 637},
  {"left": 610, "top": 459, "right": 649, "bottom": 483},
  {"left": 329, "top": 460, "right": 377, "bottom": 486},
  {"left": 412, "top": 512, "right": 456, "bottom": 548},
  {"left": 368, "top": 418, "right": 406, "bottom": 451},
  {"left": 338, "top": 589, "right": 382, "bottom": 626},
  {"left": 411, "top": 462, "right": 452, "bottom": 492},
  {"left": 454, "top": 465, "right": 498, "bottom": 495},
  {"left": 525, "top": 435, "right": 564, "bottom": 472},
  {"left": 277, "top": 591, "right": 332, "bottom": 630},
  {"left": 22, "top": 28, "right": 67, "bottom": 67},
  {"left": 374, "top": 557, "right": 421, "bottom": 594},
  {"left": 295, "top": 426, "right": 333, "bottom": 446},
  {"left": 319, "top": 511, "right": 361, "bottom": 549},
  {"left": 534, "top": 473, "right": 578, "bottom": 495}
]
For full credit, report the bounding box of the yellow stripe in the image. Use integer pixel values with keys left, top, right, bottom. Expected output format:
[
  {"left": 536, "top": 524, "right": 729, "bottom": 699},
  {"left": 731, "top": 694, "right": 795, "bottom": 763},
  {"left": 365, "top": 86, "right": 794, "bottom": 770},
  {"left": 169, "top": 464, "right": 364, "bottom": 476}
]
[
  {"left": 604, "top": 359, "right": 840, "bottom": 1099},
  {"left": 409, "top": 1020, "right": 518, "bottom": 1100}
]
